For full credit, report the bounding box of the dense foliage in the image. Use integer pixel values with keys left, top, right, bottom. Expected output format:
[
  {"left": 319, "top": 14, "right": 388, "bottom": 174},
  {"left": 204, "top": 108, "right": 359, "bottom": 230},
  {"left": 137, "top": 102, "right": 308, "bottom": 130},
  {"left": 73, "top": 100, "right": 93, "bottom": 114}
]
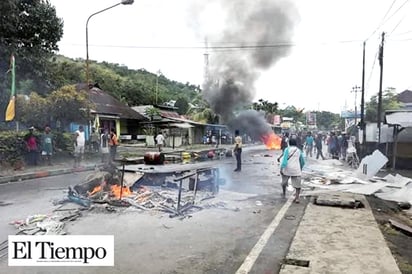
[
  {"left": 0, "top": 0, "right": 64, "bottom": 121},
  {"left": 47, "top": 56, "right": 201, "bottom": 108},
  {"left": 15, "top": 85, "right": 91, "bottom": 129},
  {"left": 0, "top": 130, "right": 73, "bottom": 167},
  {"left": 365, "top": 87, "right": 401, "bottom": 123}
]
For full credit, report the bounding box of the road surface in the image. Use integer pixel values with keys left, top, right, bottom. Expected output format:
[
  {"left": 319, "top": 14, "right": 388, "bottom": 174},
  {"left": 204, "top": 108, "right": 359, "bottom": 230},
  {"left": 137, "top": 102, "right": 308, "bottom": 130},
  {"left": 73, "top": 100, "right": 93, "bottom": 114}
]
[{"left": 0, "top": 145, "right": 307, "bottom": 274}]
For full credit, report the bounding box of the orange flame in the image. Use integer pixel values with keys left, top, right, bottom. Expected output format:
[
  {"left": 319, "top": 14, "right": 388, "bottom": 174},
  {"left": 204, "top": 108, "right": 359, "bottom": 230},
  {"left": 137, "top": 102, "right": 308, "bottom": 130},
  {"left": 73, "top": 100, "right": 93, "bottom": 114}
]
[
  {"left": 261, "top": 132, "right": 282, "bottom": 150},
  {"left": 110, "top": 185, "right": 132, "bottom": 199},
  {"left": 88, "top": 185, "right": 103, "bottom": 196}
]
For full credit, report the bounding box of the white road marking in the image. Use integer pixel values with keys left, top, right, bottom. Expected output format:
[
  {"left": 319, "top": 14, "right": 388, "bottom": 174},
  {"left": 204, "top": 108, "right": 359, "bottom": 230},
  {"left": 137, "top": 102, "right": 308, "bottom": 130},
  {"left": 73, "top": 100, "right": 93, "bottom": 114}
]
[{"left": 235, "top": 196, "right": 294, "bottom": 274}]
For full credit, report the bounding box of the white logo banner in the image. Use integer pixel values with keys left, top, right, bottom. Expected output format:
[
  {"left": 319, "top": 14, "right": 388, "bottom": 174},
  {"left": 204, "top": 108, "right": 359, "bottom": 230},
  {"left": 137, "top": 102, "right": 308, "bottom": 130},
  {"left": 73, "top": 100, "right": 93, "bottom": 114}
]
[{"left": 8, "top": 235, "right": 114, "bottom": 266}]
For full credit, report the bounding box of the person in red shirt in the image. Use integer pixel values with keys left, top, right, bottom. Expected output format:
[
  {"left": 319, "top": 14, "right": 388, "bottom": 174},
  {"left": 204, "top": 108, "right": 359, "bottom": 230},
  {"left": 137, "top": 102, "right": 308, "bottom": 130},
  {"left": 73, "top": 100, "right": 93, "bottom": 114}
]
[{"left": 24, "top": 126, "right": 39, "bottom": 166}]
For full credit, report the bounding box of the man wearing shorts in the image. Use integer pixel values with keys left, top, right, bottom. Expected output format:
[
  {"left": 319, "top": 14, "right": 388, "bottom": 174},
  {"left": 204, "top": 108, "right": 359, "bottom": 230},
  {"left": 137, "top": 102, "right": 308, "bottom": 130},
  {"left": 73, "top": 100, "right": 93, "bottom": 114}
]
[
  {"left": 279, "top": 138, "right": 305, "bottom": 203},
  {"left": 73, "top": 125, "right": 85, "bottom": 168}
]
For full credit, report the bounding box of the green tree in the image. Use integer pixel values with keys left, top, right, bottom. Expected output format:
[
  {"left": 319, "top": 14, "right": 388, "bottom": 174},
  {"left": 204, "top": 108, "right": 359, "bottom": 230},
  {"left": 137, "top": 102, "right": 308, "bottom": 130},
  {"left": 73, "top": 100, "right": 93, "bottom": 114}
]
[
  {"left": 175, "top": 97, "right": 189, "bottom": 115},
  {"left": 251, "top": 99, "right": 278, "bottom": 123},
  {"left": 279, "top": 106, "right": 305, "bottom": 124},
  {"left": 365, "top": 87, "right": 401, "bottom": 122},
  {"left": 314, "top": 111, "right": 342, "bottom": 130},
  {"left": 48, "top": 85, "right": 91, "bottom": 128},
  {"left": 16, "top": 92, "right": 49, "bottom": 128},
  {"left": 0, "top": 0, "right": 63, "bottom": 121},
  {"left": 0, "top": 0, "right": 63, "bottom": 91},
  {"left": 144, "top": 106, "right": 161, "bottom": 121}
]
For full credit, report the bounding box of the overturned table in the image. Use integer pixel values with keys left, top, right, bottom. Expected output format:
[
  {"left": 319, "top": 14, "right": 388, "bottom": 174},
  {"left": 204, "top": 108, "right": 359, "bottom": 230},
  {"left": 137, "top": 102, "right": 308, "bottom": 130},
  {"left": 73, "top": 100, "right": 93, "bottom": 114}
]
[{"left": 124, "top": 161, "right": 221, "bottom": 214}]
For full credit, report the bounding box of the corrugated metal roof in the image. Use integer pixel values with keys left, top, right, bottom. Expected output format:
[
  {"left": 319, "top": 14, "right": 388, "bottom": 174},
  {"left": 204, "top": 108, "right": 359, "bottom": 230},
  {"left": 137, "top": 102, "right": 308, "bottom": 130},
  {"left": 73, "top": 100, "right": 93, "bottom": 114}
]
[
  {"left": 385, "top": 110, "right": 412, "bottom": 127},
  {"left": 76, "top": 84, "right": 147, "bottom": 121}
]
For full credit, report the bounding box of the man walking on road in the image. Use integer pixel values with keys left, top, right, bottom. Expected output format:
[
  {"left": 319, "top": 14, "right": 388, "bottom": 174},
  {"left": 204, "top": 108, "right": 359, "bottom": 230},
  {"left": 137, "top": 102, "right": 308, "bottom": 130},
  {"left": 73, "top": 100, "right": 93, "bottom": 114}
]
[
  {"left": 315, "top": 133, "right": 325, "bottom": 160},
  {"left": 155, "top": 132, "right": 165, "bottom": 152},
  {"left": 304, "top": 132, "right": 314, "bottom": 158},
  {"left": 280, "top": 138, "right": 305, "bottom": 203},
  {"left": 233, "top": 130, "right": 242, "bottom": 172}
]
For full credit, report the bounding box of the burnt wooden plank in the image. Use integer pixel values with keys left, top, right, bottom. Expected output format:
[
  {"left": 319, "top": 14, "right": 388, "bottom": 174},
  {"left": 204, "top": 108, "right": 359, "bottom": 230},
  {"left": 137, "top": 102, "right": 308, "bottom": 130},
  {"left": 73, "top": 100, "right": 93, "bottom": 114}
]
[{"left": 389, "top": 219, "right": 412, "bottom": 236}]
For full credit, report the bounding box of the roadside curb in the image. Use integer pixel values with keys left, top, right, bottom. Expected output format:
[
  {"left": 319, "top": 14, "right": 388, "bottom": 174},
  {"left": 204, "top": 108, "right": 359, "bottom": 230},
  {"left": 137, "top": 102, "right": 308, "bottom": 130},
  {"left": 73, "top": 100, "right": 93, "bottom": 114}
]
[
  {"left": 0, "top": 165, "right": 97, "bottom": 185},
  {"left": 0, "top": 146, "right": 235, "bottom": 185}
]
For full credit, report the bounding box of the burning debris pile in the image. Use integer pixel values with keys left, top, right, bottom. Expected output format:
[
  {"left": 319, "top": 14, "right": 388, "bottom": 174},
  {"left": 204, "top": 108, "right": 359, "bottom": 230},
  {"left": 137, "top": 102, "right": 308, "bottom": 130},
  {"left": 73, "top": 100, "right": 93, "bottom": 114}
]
[{"left": 8, "top": 164, "right": 231, "bottom": 238}]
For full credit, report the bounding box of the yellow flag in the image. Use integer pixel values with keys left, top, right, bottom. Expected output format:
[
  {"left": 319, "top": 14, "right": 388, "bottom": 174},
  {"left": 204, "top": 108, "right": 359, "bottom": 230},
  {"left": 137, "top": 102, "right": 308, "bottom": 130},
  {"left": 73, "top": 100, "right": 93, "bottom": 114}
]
[
  {"left": 5, "top": 55, "right": 16, "bottom": 122},
  {"left": 5, "top": 96, "right": 15, "bottom": 121}
]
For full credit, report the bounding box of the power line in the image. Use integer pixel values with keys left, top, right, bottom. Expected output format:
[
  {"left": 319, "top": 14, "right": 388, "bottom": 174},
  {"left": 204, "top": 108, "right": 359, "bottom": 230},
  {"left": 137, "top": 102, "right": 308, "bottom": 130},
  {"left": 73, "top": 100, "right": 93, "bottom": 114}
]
[
  {"left": 366, "top": 0, "right": 398, "bottom": 40},
  {"left": 389, "top": 29, "right": 412, "bottom": 36},
  {"left": 60, "top": 39, "right": 364, "bottom": 51},
  {"left": 383, "top": 0, "right": 410, "bottom": 23},
  {"left": 388, "top": 13, "right": 407, "bottom": 35},
  {"left": 366, "top": 47, "right": 380, "bottom": 92}
]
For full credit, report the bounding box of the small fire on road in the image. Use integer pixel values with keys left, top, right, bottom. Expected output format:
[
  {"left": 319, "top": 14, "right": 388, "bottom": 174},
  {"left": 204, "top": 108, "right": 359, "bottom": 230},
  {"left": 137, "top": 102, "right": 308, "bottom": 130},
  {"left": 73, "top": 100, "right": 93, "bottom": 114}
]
[
  {"left": 261, "top": 132, "right": 282, "bottom": 150},
  {"left": 88, "top": 184, "right": 133, "bottom": 199},
  {"left": 110, "top": 185, "right": 132, "bottom": 199}
]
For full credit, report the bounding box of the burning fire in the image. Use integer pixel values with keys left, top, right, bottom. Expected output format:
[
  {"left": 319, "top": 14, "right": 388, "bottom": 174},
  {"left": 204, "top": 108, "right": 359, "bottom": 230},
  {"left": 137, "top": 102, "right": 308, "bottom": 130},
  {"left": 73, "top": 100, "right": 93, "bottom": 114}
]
[
  {"left": 88, "top": 185, "right": 103, "bottom": 196},
  {"left": 88, "top": 183, "right": 133, "bottom": 199},
  {"left": 110, "top": 185, "right": 132, "bottom": 199},
  {"left": 261, "top": 132, "right": 282, "bottom": 150}
]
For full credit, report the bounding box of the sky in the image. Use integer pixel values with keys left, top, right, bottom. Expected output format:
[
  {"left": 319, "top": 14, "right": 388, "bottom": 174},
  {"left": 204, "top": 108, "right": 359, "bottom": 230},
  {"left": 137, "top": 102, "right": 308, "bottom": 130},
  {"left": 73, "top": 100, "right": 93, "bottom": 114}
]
[{"left": 50, "top": 0, "right": 412, "bottom": 114}]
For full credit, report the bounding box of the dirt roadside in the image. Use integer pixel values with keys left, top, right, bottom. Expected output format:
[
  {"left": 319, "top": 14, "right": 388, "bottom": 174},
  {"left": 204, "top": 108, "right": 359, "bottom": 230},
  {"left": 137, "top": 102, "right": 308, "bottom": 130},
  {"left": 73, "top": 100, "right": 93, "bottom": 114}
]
[{"left": 367, "top": 196, "right": 412, "bottom": 274}]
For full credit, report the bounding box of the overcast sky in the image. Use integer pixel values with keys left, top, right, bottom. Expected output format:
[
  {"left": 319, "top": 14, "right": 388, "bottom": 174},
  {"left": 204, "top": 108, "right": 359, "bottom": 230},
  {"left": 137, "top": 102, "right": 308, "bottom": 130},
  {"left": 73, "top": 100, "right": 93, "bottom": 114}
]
[{"left": 50, "top": 0, "right": 412, "bottom": 114}]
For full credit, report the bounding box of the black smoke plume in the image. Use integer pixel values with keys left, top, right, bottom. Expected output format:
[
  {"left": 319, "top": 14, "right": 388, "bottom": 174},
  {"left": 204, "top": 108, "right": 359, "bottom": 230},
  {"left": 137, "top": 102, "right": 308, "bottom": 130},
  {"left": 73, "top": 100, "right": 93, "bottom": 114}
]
[{"left": 191, "top": 0, "right": 299, "bottom": 135}]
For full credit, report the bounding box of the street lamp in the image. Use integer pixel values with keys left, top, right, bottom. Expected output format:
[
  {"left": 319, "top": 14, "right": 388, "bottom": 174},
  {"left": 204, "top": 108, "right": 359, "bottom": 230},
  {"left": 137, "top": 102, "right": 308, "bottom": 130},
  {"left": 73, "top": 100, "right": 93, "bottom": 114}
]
[{"left": 85, "top": 0, "right": 134, "bottom": 88}]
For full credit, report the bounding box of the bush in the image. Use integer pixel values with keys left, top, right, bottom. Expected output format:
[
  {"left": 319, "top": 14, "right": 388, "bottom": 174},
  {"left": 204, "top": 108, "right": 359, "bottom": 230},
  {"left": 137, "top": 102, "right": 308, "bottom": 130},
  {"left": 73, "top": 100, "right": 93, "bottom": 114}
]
[
  {"left": 54, "top": 131, "right": 74, "bottom": 152},
  {"left": 0, "top": 130, "right": 74, "bottom": 166},
  {"left": 0, "top": 131, "right": 29, "bottom": 165}
]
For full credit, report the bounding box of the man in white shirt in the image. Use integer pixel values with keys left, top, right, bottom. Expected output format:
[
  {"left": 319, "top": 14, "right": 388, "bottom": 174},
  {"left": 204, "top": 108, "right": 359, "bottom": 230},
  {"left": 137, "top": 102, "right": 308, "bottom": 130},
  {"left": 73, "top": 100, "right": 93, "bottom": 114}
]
[
  {"left": 155, "top": 132, "right": 165, "bottom": 152},
  {"left": 73, "top": 125, "right": 85, "bottom": 168}
]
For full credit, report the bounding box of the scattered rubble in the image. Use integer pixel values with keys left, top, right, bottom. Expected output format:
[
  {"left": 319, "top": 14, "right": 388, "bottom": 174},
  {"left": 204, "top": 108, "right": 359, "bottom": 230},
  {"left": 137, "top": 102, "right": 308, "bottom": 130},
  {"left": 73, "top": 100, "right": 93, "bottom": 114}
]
[
  {"left": 7, "top": 163, "right": 239, "bottom": 237},
  {"left": 10, "top": 210, "right": 82, "bottom": 236},
  {"left": 314, "top": 193, "right": 364, "bottom": 209},
  {"left": 301, "top": 151, "right": 412, "bottom": 210}
]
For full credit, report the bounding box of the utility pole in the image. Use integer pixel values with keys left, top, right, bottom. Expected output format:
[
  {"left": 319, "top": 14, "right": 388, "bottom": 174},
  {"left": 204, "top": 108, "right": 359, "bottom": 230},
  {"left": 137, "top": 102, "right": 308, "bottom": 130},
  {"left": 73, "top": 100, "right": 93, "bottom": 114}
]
[
  {"left": 360, "top": 41, "right": 366, "bottom": 155},
  {"left": 351, "top": 85, "right": 361, "bottom": 127},
  {"left": 203, "top": 37, "right": 209, "bottom": 91},
  {"left": 377, "top": 32, "right": 385, "bottom": 147}
]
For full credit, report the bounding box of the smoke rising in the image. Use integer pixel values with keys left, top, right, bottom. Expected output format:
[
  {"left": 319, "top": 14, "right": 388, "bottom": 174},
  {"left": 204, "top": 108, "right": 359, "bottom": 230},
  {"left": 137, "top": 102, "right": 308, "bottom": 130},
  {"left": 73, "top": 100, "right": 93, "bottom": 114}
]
[
  {"left": 228, "top": 110, "right": 272, "bottom": 140},
  {"left": 190, "top": 0, "right": 299, "bottom": 135}
]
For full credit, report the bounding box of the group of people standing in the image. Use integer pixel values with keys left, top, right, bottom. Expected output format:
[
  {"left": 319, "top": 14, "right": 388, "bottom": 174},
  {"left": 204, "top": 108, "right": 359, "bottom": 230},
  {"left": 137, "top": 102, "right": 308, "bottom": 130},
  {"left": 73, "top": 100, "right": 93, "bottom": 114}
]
[
  {"left": 23, "top": 125, "right": 119, "bottom": 168},
  {"left": 73, "top": 126, "right": 119, "bottom": 167},
  {"left": 24, "top": 126, "right": 54, "bottom": 166}
]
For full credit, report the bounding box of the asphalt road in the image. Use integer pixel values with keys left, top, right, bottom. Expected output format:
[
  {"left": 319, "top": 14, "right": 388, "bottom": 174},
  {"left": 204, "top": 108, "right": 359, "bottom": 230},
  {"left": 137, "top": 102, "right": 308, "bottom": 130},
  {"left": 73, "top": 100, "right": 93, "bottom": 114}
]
[{"left": 0, "top": 145, "right": 308, "bottom": 274}]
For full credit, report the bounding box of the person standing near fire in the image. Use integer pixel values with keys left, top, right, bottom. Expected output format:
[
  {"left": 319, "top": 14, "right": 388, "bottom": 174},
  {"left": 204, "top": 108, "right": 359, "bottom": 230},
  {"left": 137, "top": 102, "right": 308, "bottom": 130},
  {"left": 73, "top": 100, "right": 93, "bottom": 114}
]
[
  {"left": 100, "top": 128, "right": 110, "bottom": 163},
  {"left": 73, "top": 125, "right": 85, "bottom": 168},
  {"left": 279, "top": 138, "right": 305, "bottom": 203},
  {"left": 109, "top": 128, "right": 119, "bottom": 162},
  {"left": 233, "top": 130, "right": 242, "bottom": 172}
]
